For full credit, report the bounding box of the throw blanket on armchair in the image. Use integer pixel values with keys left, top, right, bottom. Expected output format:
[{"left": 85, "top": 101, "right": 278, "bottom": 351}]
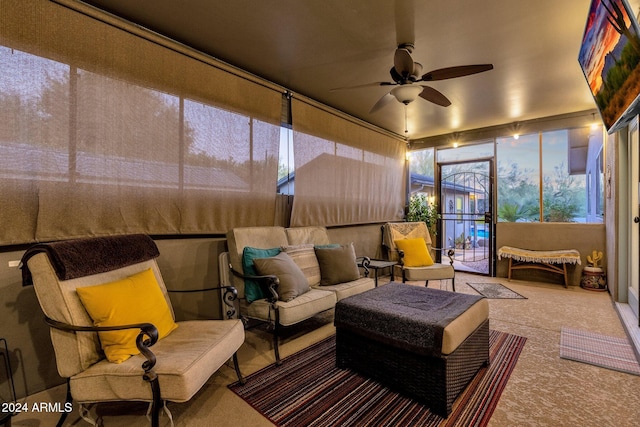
[{"left": 21, "top": 234, "right": 160, "bottom": 286}]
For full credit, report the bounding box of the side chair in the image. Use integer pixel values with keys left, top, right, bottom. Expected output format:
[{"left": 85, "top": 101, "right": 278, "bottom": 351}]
[{"left": 382, "top": 221, "right": 456, "bottom": 290}]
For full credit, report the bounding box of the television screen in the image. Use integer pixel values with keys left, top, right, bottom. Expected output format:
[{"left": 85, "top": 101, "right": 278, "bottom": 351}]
[{"left": 578, "top": 0, "right": 640, "bottom": 134}]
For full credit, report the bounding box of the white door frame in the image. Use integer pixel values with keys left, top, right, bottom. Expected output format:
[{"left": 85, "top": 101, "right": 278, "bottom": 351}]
[{"left": 628, "top": 118, "right": 639, "bottom": 318}]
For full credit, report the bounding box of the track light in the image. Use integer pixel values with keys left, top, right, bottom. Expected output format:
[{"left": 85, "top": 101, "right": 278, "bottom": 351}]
[{"left": 512, "top": 122, "right": 521, "bottom": 140}]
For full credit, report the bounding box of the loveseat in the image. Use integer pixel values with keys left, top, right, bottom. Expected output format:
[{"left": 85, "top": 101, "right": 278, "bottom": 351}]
[{"left": 220, "top": 226, "right": 374, "bottom": 364}]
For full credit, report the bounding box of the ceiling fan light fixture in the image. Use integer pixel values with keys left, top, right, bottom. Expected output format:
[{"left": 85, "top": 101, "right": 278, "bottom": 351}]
[{"left": 391, "top": 85, "right": 423, "bottom": 104}]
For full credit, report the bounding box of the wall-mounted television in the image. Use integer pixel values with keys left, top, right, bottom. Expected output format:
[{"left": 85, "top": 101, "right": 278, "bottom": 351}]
[{"left": 579, "top": 0, "right": 640, "bottom": 134}]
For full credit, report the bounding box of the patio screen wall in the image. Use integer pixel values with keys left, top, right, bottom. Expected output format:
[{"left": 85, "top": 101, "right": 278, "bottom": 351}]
[
  {"left": 290, "top": 99, "right": 406, "bottom": 227},
  {"left": 0, "top": 0, "right": 282, "bottom": 245}
]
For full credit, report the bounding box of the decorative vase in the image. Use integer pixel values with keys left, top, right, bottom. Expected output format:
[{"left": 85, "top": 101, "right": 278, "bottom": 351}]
[{"left": 580, "top": 266, "right": 607, "bottom": 291}]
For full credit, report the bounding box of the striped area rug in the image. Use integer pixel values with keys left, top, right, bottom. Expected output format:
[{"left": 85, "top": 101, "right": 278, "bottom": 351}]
[
  {"left": 229, "top": 331, "right": 527, "bottom": 426},
  {"left": 560, "top": 327, "right": 640, "bottom": 376}
]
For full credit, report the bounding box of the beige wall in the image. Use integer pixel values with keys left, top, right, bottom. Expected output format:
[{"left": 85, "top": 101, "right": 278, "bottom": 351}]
[
  {"left": 496, "top": 222, "right": 606, "bottom": 287},
  {"left": 605, "top": 132, "right": 622, "bottom": 301},
  {"left": 0, "top": 249, "right": 59, "bottom": 398}
]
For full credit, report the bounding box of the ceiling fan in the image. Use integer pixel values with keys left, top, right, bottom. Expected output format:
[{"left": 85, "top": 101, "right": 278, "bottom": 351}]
[{"left": 332, "top": 0, "right": 494, "bottom": 114}]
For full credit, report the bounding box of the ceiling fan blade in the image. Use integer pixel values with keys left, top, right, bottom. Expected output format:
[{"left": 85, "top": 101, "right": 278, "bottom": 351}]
[
  {"left": 412, "top": 62, "right": 423, "bottom": 79},
  {"left": 330, "top": 82, "right": 395, "bottom": 91},
  {"left": 394, "top": 48, "right": 414, "bottom": 77},
  {"left": 418, "top": 85, "right": 451, "bottom": 107},
  {"left": 421, "top": 64, "right": 494, "bottom": 81},
  {"left": 394, "top": 0, "right": 415, "bottom": 48},
  {"left": 369, "top": 93, "right": 395, "bottom": 114}
]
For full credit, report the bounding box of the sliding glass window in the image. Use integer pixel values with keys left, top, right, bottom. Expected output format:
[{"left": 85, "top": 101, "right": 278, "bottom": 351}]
[{"left": 495, "top": 126, "right": 603, "bottom": 223}]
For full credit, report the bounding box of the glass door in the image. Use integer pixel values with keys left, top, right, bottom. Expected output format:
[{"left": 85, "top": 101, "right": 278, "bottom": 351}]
[{"left": 438, "top": 159, "right": 494, "bottom": 276}]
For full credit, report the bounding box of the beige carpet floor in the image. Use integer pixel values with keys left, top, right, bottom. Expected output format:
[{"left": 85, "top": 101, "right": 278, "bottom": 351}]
[{"left": 11, "top": 273, "right": 640, "bottom": 426}]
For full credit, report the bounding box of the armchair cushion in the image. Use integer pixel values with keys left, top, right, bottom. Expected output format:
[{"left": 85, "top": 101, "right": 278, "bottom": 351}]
[
  {"left": 394, "top": 238, "right": 434, "bottom": 267},
  {"left": 242, "top": 246, "right": 281, "bottom": 303},
  {"left": 253, "top": 252, "right": 310, "bottom": 301},
  {"left": 76, "top": 268, "right": 178, "bottom": 363},
  {"left": 314, "top": 243, "right": 360, "bottom": 286}
]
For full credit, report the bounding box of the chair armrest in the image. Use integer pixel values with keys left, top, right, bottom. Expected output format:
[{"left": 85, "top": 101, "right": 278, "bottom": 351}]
[
  {"left": 168, "top": 285, "right": 240, "bottom": 319},
  {"left": 433, "top": 247, "right": 456, "bottom": 265},
  {"left": 356, "top": 256, "right": 371, "bottom": 277},
  {"left": 229, "top": 266, "right": 280, "bottom": 302},
  {"left": 397, "top": 249, "right": 406, "bottom": 266},
  {"left": 44, "top": 316, "right": 159, "bottom": 374}
]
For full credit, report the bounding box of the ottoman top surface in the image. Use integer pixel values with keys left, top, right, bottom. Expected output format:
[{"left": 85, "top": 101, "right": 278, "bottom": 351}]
[{"left": 335, "top": 282, "right": 484, "bottom": 355}]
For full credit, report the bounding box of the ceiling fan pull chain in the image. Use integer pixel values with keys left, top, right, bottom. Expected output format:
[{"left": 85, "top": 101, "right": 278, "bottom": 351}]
[{"left": 404, "top": 105, "right": 408, "bottom": 134}]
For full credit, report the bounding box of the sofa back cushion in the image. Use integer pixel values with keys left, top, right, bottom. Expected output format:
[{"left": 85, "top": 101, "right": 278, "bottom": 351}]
[{"left": 285, "top": 226, "right": 331, "bottom": 246}]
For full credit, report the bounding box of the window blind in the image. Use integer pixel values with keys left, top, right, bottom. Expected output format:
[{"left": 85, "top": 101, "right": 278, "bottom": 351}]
[
  {"left": 290, "top": 99, "right": 406, "bottom": 227},
  {"left": 0, "top": 0, "right": 282, "bottom": 244}
]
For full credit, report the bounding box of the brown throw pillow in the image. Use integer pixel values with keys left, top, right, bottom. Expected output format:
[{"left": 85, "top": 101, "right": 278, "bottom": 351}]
[
  {"left": 253, "top": 252, "right": 310, "bottom": 301},
  {"left": 314, "top": 243, "right": 360, "bottom": 286}
]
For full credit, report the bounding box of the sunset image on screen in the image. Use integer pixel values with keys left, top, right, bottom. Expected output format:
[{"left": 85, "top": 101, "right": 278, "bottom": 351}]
[{"left": 578, "top": 0, "right": 640, "bottom": 130}]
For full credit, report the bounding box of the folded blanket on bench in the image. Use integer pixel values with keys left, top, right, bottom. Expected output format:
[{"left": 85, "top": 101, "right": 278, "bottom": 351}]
[{"left": 498, "top": 246, "right": 581, "bottom": 265}]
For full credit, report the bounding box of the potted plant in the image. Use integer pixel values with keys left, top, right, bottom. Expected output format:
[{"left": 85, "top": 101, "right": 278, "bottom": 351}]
[
  {"left": 406, "top": 194, "right": 440, "bottom": 233},
  {"left": 580, "top": 250, "right": 607, "bottom": 291},
  {"left": 406, "top": 194, "right": 441, "bottom": 254}
]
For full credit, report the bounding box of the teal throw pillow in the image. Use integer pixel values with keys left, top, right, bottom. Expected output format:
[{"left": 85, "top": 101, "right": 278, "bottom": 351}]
[
  {"left": 242, "top": 246, "right": 280, "bottom": 303},
  {"left": 314, "top": 243, "right": 340, "bottom": 249}
]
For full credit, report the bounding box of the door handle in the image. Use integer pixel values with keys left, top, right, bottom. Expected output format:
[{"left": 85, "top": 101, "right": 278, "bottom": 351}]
[
  {"left": 634, "top": 216, "right": 640, "bottom": 223},
  {"left": 484, "top": 212, "right": 492, "bottom": 223}
]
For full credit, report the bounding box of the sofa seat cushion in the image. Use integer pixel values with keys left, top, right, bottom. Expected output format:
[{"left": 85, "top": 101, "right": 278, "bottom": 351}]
[
  {"left": 398, "top": 263, "right": 454, "bottom": 281},
  {"left": 312, "top": 277, "right": 375, "bottom": 301},
  {"left": 70, "top": 319, "right": 244, "bottom": 403},
  {"left": 246, "top": 288, "right": 336, "bottom": 326}
]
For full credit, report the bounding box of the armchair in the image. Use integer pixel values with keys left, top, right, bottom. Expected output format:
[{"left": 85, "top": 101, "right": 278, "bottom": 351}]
[
  {"left": 382, "top": 222, "right": 456, "bottom": 291},
  {"left": 21, "top": 234, "right": 245, "bottom": 427}
]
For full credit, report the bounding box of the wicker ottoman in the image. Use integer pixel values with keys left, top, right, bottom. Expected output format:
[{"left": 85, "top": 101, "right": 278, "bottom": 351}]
[{"left": 334, "top": 283, "right": 489, "bottom": 417}]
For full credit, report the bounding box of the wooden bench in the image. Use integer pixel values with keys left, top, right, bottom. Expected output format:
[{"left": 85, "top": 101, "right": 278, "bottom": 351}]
[{"left": 498, "top": 246, "right": 581, "bottom": 287}]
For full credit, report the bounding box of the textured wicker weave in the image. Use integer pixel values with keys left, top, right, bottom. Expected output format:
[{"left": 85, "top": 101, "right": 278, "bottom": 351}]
[{"left": 336, "top": 319, "right": 490, "bottom": 417}]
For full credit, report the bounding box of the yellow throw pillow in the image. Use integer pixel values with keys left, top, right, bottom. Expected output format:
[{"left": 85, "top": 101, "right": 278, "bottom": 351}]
[
  {"left": 76, "top": 268, "right": 178, "bottom": 363},
  {"left": 394, "top": 238, "right": 434, "bottom": 267}
]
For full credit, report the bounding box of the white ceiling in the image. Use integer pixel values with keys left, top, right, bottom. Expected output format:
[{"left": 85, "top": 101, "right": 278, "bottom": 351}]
[{"left": 78, "top": 0, "right": 639, "bottom": 141}]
